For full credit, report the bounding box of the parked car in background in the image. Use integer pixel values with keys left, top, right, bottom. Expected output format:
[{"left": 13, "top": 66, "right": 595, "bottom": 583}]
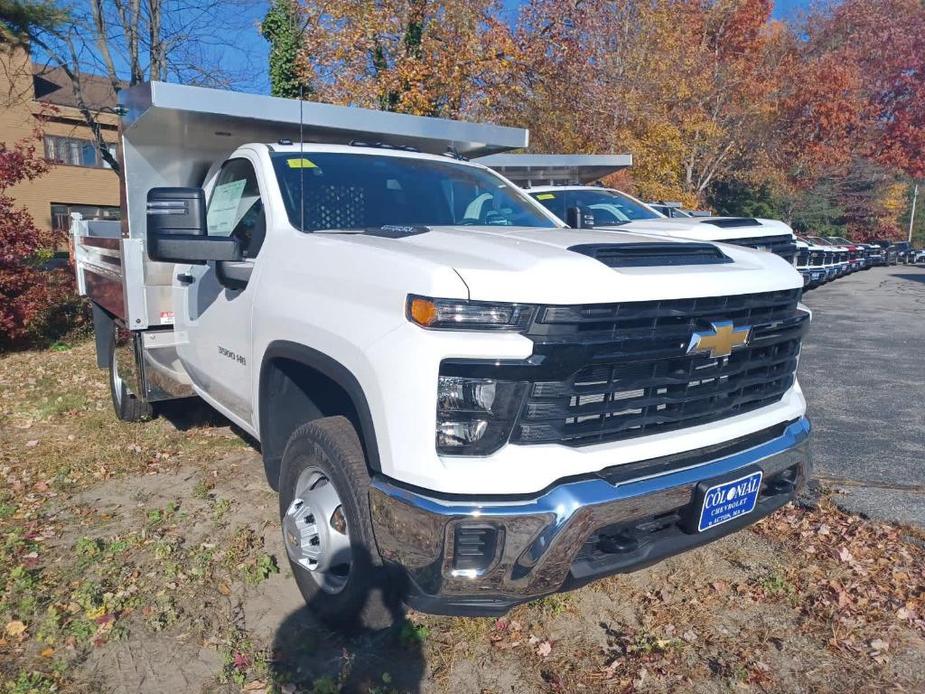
[
  {"left": 862, "top": 243, "right": 888, "bottom": 266},
  {"left": 798, "top": 236, "right": 831, "bottom": 286},
  {"left": 854, "top": 243, "right": 875, "bottom": 269},
  {"left": 872, "top": 240, "right": 899, "bottom": 265},
  {"left": 889, "top": 241, "right": 914, "bottom": 264},
  {"left": 807, "top": 236, "right": 849, "bottom": 278},
  {"left": 824, "top": 237, "right": 864, "bottom": 272},
  {"left": 477, "top": 154, "right": 799, "bottom": 264},
  {"left": 646, "top": 202, "right": 714, "bottom": 218},
  {"left": 647, "top": 201, "right": 692, "bottom": 218},
  {"left": 794, "top": 238, "right": 811, "bottom": 286}
]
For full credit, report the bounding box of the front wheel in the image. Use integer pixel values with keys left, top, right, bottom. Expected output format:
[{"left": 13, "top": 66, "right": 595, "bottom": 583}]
[
  {"left": 279, "top": 416, "right": 396, "bottom": 631},
  {"left": 108, "top": 331, "right": 153, "bottom": 422}
]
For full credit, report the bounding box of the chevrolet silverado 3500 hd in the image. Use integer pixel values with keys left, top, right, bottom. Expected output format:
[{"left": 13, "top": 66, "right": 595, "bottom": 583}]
[{"left": 73, "top": 83, "right": 812, "bottom": 627}]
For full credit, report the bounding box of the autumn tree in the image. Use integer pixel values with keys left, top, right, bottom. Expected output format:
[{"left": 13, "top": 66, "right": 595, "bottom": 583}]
[
  {"left": 293, "top": 0, "right": 519, "bottom": 119},
  {"left": 499, "top": 0, "right": 788, "bottom": 204},
  {"left": 814, "top": 0, "right": 925, "bottom": 180}
]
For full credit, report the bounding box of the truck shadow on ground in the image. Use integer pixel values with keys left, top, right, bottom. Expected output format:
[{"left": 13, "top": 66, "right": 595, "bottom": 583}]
[
  {"left": 154, "top": 397, "right": 262, "bottom": 450},
  {"left": 270, "top": 548, "right": 426, "bottom": 693},
  {"left": 893, "top": 272, "right": 925, "bottom": 285}
]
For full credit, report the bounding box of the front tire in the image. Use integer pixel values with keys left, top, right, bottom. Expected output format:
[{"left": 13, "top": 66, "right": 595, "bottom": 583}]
[
  {"left": 279, "top": 416, "right": 395, "bottom": 631},
  {"left": 108, "top": 331, "right": 153, "bottom": 422}
]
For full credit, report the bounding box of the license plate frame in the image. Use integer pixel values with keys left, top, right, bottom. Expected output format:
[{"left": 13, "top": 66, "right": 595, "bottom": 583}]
[{"left": 694, "top": 470, "right": 763, "bottom": 533}]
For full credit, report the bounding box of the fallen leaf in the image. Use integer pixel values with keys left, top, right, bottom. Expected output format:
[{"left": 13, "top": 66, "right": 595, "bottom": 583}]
[
  {"left": 40, "top": 647, "right": 55, "bottom": 658},
  {"left": 536, "top": 640, "right": 552, "bottom": 658},
  {"left": 243, "top": 681, "right": 267, "bottom": 692},
  {"left": 25, "top": 440, "right": 39, "bottom": 448}
]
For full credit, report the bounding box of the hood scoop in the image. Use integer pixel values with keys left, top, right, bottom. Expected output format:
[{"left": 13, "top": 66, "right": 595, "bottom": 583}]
[
  {"left": 569, "top": 242, "right": 732, "bottom": 268},
  {"left": 703, "top": 217, "right": 762, "bottom": 228}
]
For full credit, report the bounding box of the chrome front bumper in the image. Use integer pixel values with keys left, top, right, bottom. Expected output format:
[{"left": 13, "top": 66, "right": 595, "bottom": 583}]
[{"left": 369, "top": 418, "right": 812, "bottom": 616}]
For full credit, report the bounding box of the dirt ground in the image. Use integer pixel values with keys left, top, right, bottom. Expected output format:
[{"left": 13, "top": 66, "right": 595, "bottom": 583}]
[{"left": 1, "top": 342, "right": 924, "bottom": 693}]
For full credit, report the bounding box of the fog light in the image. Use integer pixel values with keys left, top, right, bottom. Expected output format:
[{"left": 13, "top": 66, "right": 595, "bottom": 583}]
[
  {"left": 435, "top": 374, "right": 526, "bottom": 455},
  {"left": 452, "top": 524, "right": 500, "bottom": 573},
  {"left": 437, "top": 419, "right": 489, "bottom": 448}
]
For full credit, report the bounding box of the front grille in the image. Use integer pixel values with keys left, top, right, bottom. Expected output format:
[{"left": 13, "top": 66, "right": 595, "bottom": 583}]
[
  {"left": 511, "top": 289, "right": 807, "bottom": 447},
  {"left": 718, "top": 234, "right": 797, "bottom": 261}
]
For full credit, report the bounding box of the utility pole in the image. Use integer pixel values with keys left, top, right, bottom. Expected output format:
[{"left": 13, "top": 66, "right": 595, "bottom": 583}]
[{"left": 909, "top": 182, "right": 919, "bottom": 244}]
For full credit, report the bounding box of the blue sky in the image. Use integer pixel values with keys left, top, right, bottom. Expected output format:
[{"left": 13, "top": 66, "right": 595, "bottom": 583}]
[{"left": 225, "top": 0, "right": 814, "bottom": 94}]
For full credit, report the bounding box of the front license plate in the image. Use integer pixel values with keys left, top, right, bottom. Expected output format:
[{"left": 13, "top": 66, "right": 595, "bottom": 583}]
[{"left": 698, "top": 471, "right": 763, "bottom": 532}]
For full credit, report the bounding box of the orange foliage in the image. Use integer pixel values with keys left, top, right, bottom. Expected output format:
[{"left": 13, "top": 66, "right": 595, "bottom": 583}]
[{"left": 288, "top": 0, "right": 924, "bottom": 224}]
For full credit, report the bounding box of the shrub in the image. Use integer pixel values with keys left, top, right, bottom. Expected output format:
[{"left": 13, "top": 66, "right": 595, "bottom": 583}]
[{"left": 0, "top": 136, "right": 87, "bottom": 350}]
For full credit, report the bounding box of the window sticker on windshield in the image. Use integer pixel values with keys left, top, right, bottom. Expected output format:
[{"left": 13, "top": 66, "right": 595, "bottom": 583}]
[
  {"left": 287, "top": 158, "right": 317, "bottom": 169},
  {"left": 207, "top": 179, "right": 247, "bottom": 234},
  {"left": 536, "top": 193, "right": 556, "bottom": 200}
]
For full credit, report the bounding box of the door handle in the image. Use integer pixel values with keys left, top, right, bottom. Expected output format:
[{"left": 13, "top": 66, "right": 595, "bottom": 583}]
[{"left": 177, "top": 272, "right": 195, "bottom": 284}]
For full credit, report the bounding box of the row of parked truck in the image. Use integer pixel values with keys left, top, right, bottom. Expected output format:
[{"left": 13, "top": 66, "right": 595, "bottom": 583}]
[
  {"left": 794, "top": 237, "right": 924, "bottom": 288},
  {"left": 72, "top": 83, "right": 821, "bottom": 626}
]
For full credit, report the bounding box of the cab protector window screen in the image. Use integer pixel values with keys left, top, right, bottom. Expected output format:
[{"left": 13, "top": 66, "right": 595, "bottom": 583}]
[{"left": 272, "top": 153, "right": 554, "bottom": 231}]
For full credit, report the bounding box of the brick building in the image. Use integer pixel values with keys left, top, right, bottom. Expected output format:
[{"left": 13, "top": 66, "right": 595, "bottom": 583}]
[{"left": 1, "top": 48, "right": 121, "bottom": 233}]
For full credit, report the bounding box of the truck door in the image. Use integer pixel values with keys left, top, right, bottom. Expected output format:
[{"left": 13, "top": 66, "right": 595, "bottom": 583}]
[{"left": 175, "top": 156, "right": 267, "bottom": 429}]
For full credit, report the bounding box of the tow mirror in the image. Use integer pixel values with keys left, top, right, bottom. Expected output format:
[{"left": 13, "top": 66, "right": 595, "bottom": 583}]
[
  {"left": 565, "top": 206, "right": 595, "bottom": 230},
  {"left": 146, "top": 187, "right": 241, "bottom": 264}
]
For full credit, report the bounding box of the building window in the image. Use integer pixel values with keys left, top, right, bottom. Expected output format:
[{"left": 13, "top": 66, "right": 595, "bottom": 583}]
[
  {"left": 43, "top": 135, "right": 117, "bottom": 168},
  {"left": 51, "top": 203, "right": 121, "bottom": 232}
]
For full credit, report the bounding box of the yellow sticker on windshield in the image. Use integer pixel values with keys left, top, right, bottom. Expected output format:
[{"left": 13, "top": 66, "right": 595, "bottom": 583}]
[
  {"left": 535, "top": 193, "right": 556, "bottom": 200},
  {"left": 287, "top": 158, "right": 317, "bottom": 169}
]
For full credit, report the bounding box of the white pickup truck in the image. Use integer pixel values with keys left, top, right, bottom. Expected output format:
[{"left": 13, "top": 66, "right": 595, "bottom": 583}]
[
  {"left": 477, "top": 154, "right": 799, "bottom": 264},
  {"left": 73, "top": 83, "right": 812, "bottom": 627}
]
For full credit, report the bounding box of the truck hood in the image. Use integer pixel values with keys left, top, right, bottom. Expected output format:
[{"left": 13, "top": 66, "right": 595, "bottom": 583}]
[
  {"left": 332, "top": 225, "right": 802, "bottom": 304},
  {"left": 615, "top": 217, "right": 795, "bottom": 243}
]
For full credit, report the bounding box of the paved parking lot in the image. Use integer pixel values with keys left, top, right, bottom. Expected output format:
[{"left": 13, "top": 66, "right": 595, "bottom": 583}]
[{"left": 799, "top": 264, "right": 925, "bottom": 526}]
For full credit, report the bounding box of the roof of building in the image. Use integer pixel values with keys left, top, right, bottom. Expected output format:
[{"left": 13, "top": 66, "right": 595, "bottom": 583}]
[{"left": 32, "top": 65, "right": 118, "bottom": 111}]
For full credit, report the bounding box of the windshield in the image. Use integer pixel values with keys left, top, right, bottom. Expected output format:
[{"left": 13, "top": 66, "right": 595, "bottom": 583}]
[
  {"left": 529, "top": 188, "right": 661, "bottom": 225},
  {"left": 271, "top": 152, "right": 557, "bottom": 231}
]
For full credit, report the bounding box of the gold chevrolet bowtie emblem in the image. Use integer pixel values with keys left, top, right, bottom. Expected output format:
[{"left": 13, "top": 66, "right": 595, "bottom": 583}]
[{"left": 686, "top": 321, "right": 751, "bottom": 358}]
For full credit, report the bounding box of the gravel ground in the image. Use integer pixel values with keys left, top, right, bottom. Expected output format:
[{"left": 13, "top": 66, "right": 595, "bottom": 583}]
[{"left": 799, "top": 264, "right": 925, "bottom": 526}]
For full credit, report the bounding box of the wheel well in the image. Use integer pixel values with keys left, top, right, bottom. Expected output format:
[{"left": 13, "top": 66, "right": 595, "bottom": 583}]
[{"left": 258, "top": 346, "right": 380, "bottom": 489}]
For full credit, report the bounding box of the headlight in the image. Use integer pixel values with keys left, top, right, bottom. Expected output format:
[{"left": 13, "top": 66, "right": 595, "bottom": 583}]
[
  {"left": 436, "top": 375, "right": 526, "bottom": 455},
  {"left": 407, "top": 295, "right": 535, "bottom": 332}
]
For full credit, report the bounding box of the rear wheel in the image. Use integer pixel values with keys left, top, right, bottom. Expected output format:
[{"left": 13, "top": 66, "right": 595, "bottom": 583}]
[
  {"left": 108, "top": 331, "right": 153, "bottom": 422},
  {"left": 279, "top": 416, "right": 395, "bottom": 631}
]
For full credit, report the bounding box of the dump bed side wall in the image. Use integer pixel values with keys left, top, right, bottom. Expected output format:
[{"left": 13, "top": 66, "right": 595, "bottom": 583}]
[{"left": 71, "top": 218, "right": 126, "bottom": 320}]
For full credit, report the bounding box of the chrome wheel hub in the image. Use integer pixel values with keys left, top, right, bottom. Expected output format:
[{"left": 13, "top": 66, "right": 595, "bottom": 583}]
[
  {"left": 111, "top": 346, "right": 124, "bottom": 406},
  {"left": 282, "top": 467, "right": 351, "bottom": 594}
]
